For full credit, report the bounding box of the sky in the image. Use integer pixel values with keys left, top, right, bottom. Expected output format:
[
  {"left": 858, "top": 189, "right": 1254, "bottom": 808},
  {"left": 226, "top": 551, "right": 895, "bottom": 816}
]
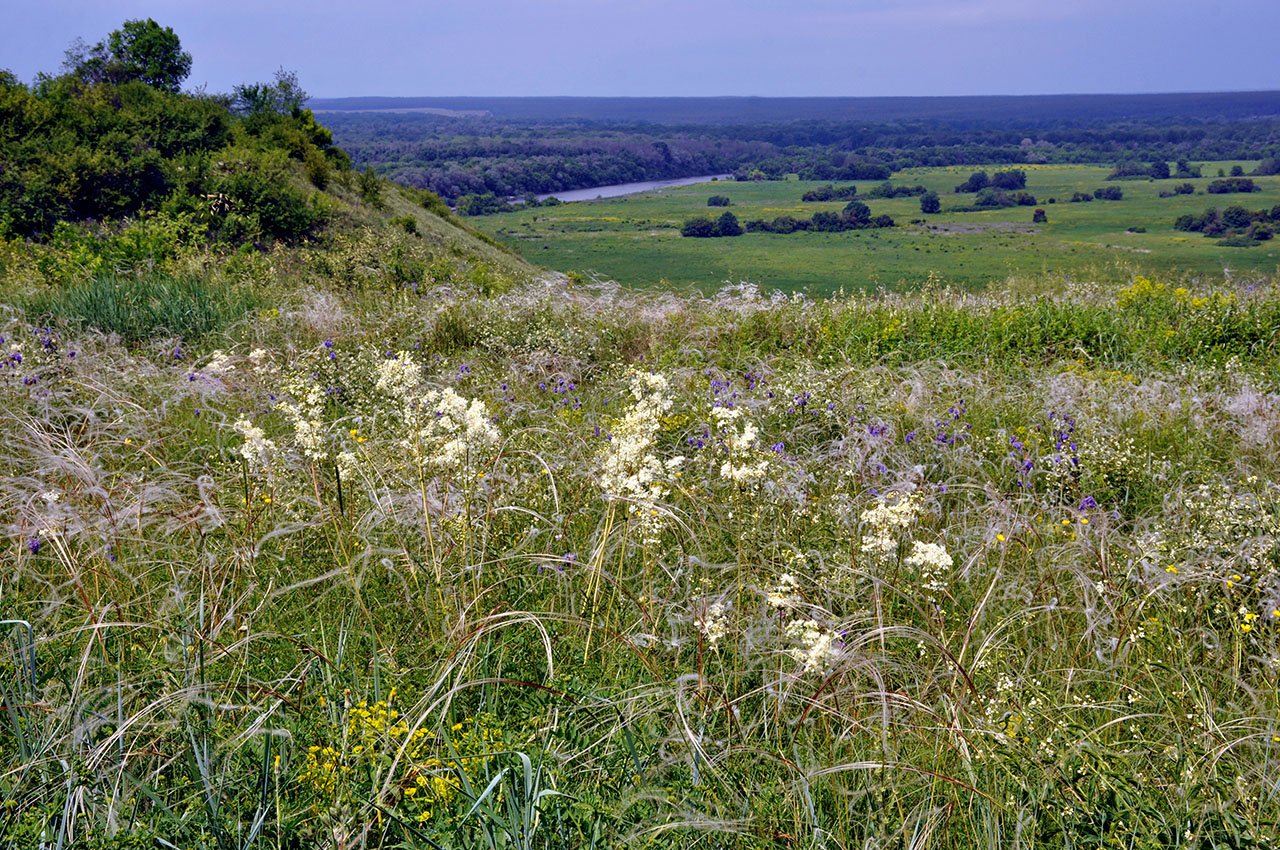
[{"left": 4, "top": 0, "right": 1279, "bottom": 98}]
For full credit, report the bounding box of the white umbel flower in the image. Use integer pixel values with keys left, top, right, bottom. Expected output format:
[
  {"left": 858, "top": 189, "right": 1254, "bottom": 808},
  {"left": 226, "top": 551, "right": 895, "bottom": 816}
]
[
  {"left": 234, "top": 417, "right": 276, "bottom": 470},
  {"left": 785, "top": 619, "right": 841, "bottom": 676},
  {"left": 859, "top": 493, "right": 920, "bottom": 561},
  {"left": 905, "top": 540, "right": 952, "bottom": 603},
  {"left": 710, "top": 405, "right": 770, "bottom": 486},
  {"left": 599, "top": 371, "right": 674, "bottom": 542},
  {"left": 699, "top": 601, "right": 730, "bottom": 650}
]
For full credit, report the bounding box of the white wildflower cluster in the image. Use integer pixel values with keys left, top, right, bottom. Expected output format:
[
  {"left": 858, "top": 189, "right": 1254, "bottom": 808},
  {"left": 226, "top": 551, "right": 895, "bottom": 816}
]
[
  {"left": 600, "top": 371, "right": 682, "bottom": 543},
  {"left": 859, "top": 493, "right": 920, "bottom": 561},
  {"left": 698, "top": 601, "right": 730, "bottom": 650},
  {"left": 373, "top": 351, "right": 501, "bottom": 478},
  {"left": 710, "top": 406, "right": 770, "bottom": 487},
  {"left": 374, "top": 351, "right": 422, "bottom": 399},
  {"left": 904, "top": 540, "right": 952, "bottom": 604},
  {"left": 202, "top": 349, "right": 235, "bottom": 377},
  {"left": 234, "top": 417, "right": 276, "bottom": 471},
  {"left": 784, "top": 619, "right": 842, "bottom": 677},
  {"left": 402, "top": 387, "right": 500, "bottom": 477},
  {"left": 277, "top": 377, "right": 328, "bottom": 462},
  {"left": 766, "top": 573, "right": 802, "bottom": 612},
  {"left": 1141, "top": 479, "right": 1280, "bottom": 590}
]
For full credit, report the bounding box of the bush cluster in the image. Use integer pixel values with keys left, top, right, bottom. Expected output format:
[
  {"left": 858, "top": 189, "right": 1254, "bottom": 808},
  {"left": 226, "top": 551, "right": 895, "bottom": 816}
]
[
  {"left": 681, "top": 210, "right": 744, "bottom": 237},
  {"left": 1207, "top": 177, "right": 1260, "bottom": 194},
  {"left": 745, "top": 201, "right": 894, "bottom": 234},
  {"left": 0, "top": 34, "right": 345, "bottom": 245},
  {"left": 1174, "top": 204, "right": 1279, "bottom": 243},
  {"left": 801, "top": 183, "right": 859, "bottom": 202},
  {"left": 954, "top": 169, "right": 1026, "bottom": 193}
]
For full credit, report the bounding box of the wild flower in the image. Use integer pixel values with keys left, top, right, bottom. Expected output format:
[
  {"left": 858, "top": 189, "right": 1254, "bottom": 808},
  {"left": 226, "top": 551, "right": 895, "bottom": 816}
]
[
  {"left": 710, "top": 405, "right": 770, "bottom": 487},
  {"left": 904, "top": 540, "right": 952, "bottom": 604},
  {"left": 766, "top": 573, "right": 802, "bottom": 612},
  {"left": 859, "top": 492, "right": 920, "bottom": 561},
  {"left": 276, "top": 375, "right": 328, "bottom": 462},
  {"left": 599, "top": 371, "right": 678, "bottom": 542},
  {"left": 698, "top": 601, "right": 730, "bottom": 650},
  {"left": 404, "top": 387, "right": 500, "bottom": 477},
  {"left": 785, "top": 618, "right": 842, "bottom": 676},
  {"left": 375, "top": 350, "right": 422, "bottom": 398},
  {"left": 248, "top": 347, "right": 271, "bottom": 373},
  {"left": 234, "top": 416, "right": 276, "bottom": 471},
  {"left": 202, "top": 349, "right": 235, "bottom": 377},
  {"left": 372, "top": 350, "right": 500, "bottom": 478}
]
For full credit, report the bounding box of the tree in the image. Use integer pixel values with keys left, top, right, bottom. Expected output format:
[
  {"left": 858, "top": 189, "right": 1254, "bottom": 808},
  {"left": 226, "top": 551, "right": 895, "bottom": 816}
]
[
  {"left": 920, "top": 191, "right": 940, "bottom": 214},
  {"left": 681, "top": 216, "right": 716, "bottom": 237},
  {"left": 1222, "top": 205, "right": 1253, "bottom": 229},
  {"left": 1032, "top": 208, "right": 1047, "bottom": 223},
  {"left": 955, "top": 171, "right": 990, "bottom": 193},
  {"left": 841, "top": 200, "right": 871, "bottom": 227},
  {"left": 233, "top": 68, "right": 308, "bottom": 120},
  {"left": 1149, "top": 160, "right": 1171, "bottom": 180},
  {"left": 65, "top": 19, "right": 192, "bottom": 92},
  {"left": 990, "top": 169, "right": 1027, "bottom": 190},
  {"left": 713, "top": 211, "right": 743, "bottom": 237}
]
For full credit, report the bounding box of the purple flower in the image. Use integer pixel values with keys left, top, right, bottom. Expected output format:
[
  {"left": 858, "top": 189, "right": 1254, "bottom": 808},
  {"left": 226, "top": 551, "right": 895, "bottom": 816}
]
[
  {"left": 27, "top": 536, "right": 40, "bottom": 555},
  {"left": 771, "top": 442, "right": 785, "bottom": 454},
  {"left": 1079, "top": 495, "right": 1097, "bottom": 510}
]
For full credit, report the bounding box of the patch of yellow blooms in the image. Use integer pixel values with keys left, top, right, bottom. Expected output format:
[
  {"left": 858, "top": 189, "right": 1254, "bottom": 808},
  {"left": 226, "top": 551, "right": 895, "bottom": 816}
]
[{"left": 300, "top": 690, "right": 503, "bottom": 826}]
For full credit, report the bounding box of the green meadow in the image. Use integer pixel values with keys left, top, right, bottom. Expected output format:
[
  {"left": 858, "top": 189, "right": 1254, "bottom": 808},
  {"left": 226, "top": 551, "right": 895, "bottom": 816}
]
[{"left": 473, "top": 164, "right": 1280, "bottom": 294}]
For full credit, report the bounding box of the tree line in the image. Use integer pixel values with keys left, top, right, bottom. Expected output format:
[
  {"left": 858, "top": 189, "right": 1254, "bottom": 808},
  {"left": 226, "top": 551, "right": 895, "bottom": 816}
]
[{"left": 321, "top": 109, "right": 1280, "bottom": 202}]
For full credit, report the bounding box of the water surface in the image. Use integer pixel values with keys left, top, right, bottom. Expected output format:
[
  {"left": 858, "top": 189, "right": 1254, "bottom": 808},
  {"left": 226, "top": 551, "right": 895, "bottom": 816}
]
[{"left": 536, "top": 174, "right": 732, "bottom": 203}]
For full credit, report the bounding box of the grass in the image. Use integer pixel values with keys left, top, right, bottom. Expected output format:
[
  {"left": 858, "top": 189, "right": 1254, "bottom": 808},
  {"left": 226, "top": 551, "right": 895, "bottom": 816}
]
[
  {"left": 469, "top": 163, "right": 1280, "bottom": 295},
  {"left": 20, "top": 272, "right": 262, "bottom": 344},
  {"left": 3, "top": 256, "right": 1280, "bottom": 847}
]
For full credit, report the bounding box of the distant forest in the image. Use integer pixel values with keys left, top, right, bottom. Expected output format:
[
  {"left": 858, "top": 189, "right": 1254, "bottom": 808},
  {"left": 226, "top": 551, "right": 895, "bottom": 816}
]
[{"left": 316, "top": 93, "right": 1280, "bottom": 202}]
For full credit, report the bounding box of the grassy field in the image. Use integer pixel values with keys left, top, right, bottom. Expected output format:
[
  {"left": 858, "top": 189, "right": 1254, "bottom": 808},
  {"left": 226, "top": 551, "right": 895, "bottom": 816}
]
[
  {"left": 471, "top": 163, "right": 1280, "bottom": 294},
  {"left": 5, "top": 232, "right": 1280, "bottom": 845}
]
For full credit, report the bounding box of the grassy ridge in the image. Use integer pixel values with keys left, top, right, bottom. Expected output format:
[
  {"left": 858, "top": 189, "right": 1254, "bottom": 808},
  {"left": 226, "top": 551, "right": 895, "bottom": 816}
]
[
  {"left": 472, "top": 164, "right": 1280, "bottom": 294},
  {"left": 3, "top": 263, "right": 1280, "bottom": 847}
]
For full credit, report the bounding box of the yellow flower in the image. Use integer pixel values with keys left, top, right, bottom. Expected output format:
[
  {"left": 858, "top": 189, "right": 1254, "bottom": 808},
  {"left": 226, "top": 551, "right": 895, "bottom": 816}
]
[{"left": 996, "top": 533, "right": 1006, "bottom": 542}]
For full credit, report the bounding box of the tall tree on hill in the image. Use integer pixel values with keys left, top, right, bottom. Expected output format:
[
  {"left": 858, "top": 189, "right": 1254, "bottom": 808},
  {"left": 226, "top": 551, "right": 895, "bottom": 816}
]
[{"left": 64, "top": 18, "right": 192, "bottom": 93}]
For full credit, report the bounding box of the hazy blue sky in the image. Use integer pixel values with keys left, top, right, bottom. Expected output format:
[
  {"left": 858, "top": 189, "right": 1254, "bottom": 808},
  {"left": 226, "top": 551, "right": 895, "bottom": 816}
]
[{"left": 4, "top": 0, "right": 1279, "bottom": 98}]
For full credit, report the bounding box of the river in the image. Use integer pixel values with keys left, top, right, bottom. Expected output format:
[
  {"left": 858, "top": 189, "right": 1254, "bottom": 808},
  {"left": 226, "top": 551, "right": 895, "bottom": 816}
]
[{"left": 535, "top": 174, "right": 733, "bottom": 203}]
